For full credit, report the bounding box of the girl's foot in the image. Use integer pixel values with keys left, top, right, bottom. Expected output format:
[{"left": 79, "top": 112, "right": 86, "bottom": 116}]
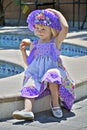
[
  {"left": 51, "top": 106, "right": 63, "bottom": 118},
  {"left": 50, "top": 102, "right": 63, "bottom": 118},
  {"left": 12, "top": 110, "right": 34, "bottom": 121}
]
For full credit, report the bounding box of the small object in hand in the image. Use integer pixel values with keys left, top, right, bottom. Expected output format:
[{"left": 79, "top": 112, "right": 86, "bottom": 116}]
[{"left": 22, "top": 38, "right": 31, "bottom": 43}]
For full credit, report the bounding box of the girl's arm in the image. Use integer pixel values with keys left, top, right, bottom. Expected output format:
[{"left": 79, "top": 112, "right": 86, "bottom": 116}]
[
  {"left": 46, "top": 9, "right": 69, "bottom": 48},
  {"left": 20, "top": 46, "right": 28, "bottom": 66},
  {"left": 20, "top": 39, "right": 33, "bottom": 66}
]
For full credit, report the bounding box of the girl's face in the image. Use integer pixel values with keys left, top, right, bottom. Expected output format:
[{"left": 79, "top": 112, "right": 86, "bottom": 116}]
[{"left": 34, "top": 24, "right": 52, "bottom": 41}]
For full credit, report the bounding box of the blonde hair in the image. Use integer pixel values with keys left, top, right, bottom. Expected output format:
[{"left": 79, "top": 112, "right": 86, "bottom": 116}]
[{"left": 51, "top": 28, "right": 59, "bottom": 38}]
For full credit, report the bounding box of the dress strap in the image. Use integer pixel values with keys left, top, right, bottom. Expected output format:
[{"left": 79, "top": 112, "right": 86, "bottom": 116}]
[{"left": 33, "top": 40, "right": 38, "bottom": 46}]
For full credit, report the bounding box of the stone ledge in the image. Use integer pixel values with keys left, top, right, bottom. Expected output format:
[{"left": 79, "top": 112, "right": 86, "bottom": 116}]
[{"left": 0, "top": 80, "right": 87, "bottom": 104}]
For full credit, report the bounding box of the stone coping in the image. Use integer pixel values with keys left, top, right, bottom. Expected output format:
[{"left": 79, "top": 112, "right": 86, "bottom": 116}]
[
  {"left": 0, "top": 81, "right": 87, "bottom": 103},
  {"left": 0, "top": 26, "right": 33, "bottom": 35}
]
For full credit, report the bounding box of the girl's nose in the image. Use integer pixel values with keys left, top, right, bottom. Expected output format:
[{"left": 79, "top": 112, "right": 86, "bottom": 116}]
[{"left": 38, "top": 29, "right": 42, "bottom": 33}]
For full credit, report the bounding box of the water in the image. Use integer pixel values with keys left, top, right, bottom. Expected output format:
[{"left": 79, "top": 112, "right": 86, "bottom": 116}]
[{"left": 0, "top": 61, "right": 24, "bottom": 78}]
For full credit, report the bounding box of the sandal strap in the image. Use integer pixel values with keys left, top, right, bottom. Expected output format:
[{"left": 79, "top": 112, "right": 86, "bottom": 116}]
[
  {"left": 52, "top": 106, "right": 61, "bottom": 110},
  {"left": 50, "top": 100, "right": 61, "bottom": 110}
]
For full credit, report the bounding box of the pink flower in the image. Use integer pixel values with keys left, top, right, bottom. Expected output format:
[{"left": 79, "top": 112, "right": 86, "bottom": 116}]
[{"left": 36, "top": 13, "right": 45, "bottom": 20}]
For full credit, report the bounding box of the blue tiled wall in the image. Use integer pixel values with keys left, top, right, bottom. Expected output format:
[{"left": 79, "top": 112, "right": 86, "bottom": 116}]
[
  {"left": 61, "top": 43, "right": 87, "bottom": 57},
  {"left": 0, "top": 34, "right": 87, "bottom": 57}
]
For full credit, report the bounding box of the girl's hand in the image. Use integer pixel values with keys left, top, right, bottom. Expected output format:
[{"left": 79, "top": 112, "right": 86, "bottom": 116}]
[
  {"left": 20, "top": 39, "right": 31, "bottom": 51},
  {"left": 20, "top": 42, "right": 26, "bottom": 51},
  {"left": 45, "top": 8, "right": 56, "bottom": 14}
]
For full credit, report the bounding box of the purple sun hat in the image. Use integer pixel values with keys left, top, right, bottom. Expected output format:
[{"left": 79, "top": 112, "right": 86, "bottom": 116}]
[{"left": 27, "top": 10, "right": 62, "bottom": 32}]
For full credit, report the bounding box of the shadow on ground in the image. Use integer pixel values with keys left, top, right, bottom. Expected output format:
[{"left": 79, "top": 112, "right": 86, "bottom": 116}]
[{"left": 11, "top": 108, "right": 75, "bottom": 125}]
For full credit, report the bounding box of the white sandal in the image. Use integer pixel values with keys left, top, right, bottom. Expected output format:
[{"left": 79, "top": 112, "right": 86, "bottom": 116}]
[
  {"left": 50, "top": 102, "right": 63, "bottom": 118},
  {"left": 12, "top": 110, "right": 34, "bottom": 120},
  {"left": 51, "top": 106, "right": 63, "bottom": 118}
]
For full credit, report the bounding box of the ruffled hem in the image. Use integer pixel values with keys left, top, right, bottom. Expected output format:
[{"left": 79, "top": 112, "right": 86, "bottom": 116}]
[
  {"left": 42, "top": 69, "right": 62, "bottom": 85},
  {"left": 21, "top": 87, "right": 39, "bottom": 98},
  {"left": 21, "top": 82, "right": 46, "bottom": 98}
]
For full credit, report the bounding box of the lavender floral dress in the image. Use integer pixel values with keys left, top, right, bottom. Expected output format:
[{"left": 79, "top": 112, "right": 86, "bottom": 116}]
[{"left": 21, "top": 39, "right": 75, "bottom": 110}]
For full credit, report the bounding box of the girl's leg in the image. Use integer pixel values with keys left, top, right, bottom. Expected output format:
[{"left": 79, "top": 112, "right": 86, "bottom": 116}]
[
  {"left": 12, "top": 98, "right": 35, "bottom": 120},
  {"left": 49, "top": 83, "right": 59, "bottom": 107},
  {"left": 24, "top": 98, "right": 34, "bottom": 112},
  {"left": 49, "top": 83, "right": 63, "bottom": 118}
]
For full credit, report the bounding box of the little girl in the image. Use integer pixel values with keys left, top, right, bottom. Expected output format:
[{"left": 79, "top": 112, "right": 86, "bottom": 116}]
[{"left": 13, "top": 9, "right": 75, "bottom": 120}]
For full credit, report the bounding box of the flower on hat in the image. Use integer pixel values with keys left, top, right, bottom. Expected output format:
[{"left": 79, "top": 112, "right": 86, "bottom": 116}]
[
  {"left": 35, "top": 11, "right": 51, "bottom": 26},
  {"left": 36, "top": 13, "right": 45, "bottom": 20}
]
